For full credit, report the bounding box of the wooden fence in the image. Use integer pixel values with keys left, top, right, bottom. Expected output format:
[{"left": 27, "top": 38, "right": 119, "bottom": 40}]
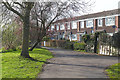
[
  {"left": 99, "top": 44, "right": 119, "bottom": 56},
  {"left": 41, "top": 41, "right": 51, "bottom": 47}
]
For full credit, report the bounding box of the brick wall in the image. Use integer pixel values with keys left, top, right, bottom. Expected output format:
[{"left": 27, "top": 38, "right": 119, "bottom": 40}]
[
  {"left": 77, "top": 34, "right": 79, "bottom": 41},
  {"left": 47, "top": 15, "right": 120, "bottom": 41}
]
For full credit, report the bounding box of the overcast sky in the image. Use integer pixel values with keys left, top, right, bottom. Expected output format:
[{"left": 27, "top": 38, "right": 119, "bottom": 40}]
[{"left": 90, "top": 0, "right": 120, "bottom": 14}]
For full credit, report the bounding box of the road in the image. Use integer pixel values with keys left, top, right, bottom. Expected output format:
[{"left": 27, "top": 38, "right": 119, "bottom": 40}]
[{"left": 38, "top": 47, "right": 118, "bottom": 78}]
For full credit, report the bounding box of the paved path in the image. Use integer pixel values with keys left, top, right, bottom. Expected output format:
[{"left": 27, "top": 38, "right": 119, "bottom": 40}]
[{"left": 38, "top": 47, "right": 118, "bottom": 78}]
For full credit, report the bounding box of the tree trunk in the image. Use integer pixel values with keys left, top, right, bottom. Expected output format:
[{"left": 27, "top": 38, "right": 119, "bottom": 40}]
[
  {"left": 29, "top": 29, "right": 46, "bottom": 51},
  {"left": 29, "top": 41, "right": 40, "bottom": 51},
  {"left": 21, "top": 8, "right": 30, "bottom": 58}
]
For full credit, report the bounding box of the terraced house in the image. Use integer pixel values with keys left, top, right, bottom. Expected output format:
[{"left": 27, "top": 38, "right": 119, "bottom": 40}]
[{"left": 47, "top": 9, "right": 120, "bottom": 41}]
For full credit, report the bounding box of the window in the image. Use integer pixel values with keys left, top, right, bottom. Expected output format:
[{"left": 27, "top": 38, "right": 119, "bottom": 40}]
[
  {"left": 86, "top": 20, "right": 93, "bottom": 28},
  {"left": 98, "top": 19, "right": 103, "bottom": 27},
  {"left": 51, "top": 25, "right": 54, "bottom": 31},
  {"left": 72, "top": 34, "right": 77, "bottom": 40},
  {"left": 72, "top": 21, "right": 77, "bottom": 29},
  {"left": 60, "top": 24, "right": 65, "bottom": 30},
  {"left": 91, "top": 30, "right": 94, "bottom": 33},
  {"left": 79, "top": 35, "right": 82, "bottom": 42},
  {"left": 48, "top": 28, "right": 50, "bottom": 31},
  {"left": 81, "top": 21, "right": 84, "bottom": 28},
  {"left": 66, "top": 22, "right": 70, "bottom": 30},
  {"left": 63, "top": 33, "right": 65, "bottom": 38},
  {"left": 105, "top": 17, "right": 115, "bottom": 26},
  {"left": 56, "top": 25, "right": 59, "bottom": 30}
]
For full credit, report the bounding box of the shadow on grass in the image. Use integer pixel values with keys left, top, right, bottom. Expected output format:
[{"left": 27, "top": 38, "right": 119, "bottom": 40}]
[
  {"left": 28, "top": 57, "right": 50, "bottom": 64},
  {"left": 29, "top": 48, "right": 52, "bottom": 56},
  {"left": 2, "top": 48, "right": 52, "bottom": 56}
]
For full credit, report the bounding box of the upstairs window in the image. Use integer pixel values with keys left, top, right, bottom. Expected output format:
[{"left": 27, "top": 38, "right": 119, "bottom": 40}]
[
  {"left": 81, "top": 21, "right": 84, "bottom": 28},
  {"left": 48, "top": 28, "right": 50, "bottom": 31},
  {"left": 86, "top": 20, "right": 93, "bottom": 28},
  {"left": 105, "top": 17, "right": 115, "bottom": 26},
  {"left": 72, "top": 21, "right": 77, "bottom": 29},
  {"left": 60, "top": 24, "right": 65, "bottom": 30},
  {"left": 51, "top": 25, "right": 54, "bottom": 31},
  {"left": 98, "top": 19, "right": 103, "bottom": 27},
  {"left": 56, "top": 25, "right": 59, "bottom": 30},
  {"left": 66, "top": 22, "right": 70, "bottom": 30}
]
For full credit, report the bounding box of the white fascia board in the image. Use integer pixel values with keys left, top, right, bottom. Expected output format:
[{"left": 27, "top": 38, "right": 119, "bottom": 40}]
[
  {"left": 55, "top": 14, "right": 120, "bottom": 24},
  {"left": 75, "top": 14, "right": 120, "bottom": 22}
]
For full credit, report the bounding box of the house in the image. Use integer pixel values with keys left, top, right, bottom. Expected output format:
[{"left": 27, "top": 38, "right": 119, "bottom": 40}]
[{"left": 47, "top": 9, "right": 120, "bottom": 41}]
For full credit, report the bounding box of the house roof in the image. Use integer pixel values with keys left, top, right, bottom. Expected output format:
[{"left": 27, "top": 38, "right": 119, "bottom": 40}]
[{"left": 53, "top": 9, "right": 120, "bottom": 24}]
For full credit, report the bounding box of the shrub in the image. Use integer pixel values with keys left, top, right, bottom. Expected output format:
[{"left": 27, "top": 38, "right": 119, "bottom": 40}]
[
  {"left": 74, "top": 42, "right": 86, "bottom": 50},
  {"left": 56, "top": 40, "right": 66, "bottom": 47},
  {"left": 42, "top": 36, "right": 50, "bottom": 41},
  {"left": 50, "top": 40, "right": 56, "bottom": 47},
  {"left": 64, "top": 41, "right": 74, "bottom": 50},
  {"left": 1, "top": 47, "right": 17, "bottom": 53},
  {"left": 2, "top": 22, "right": 22, "bottom": 51},
  {"left": 75, "top": 50, "right": 86, "bottom": 52},
  {"left": 50, "top": 40, "right": 74, "bottom": 50},
  {"left": 82, "top": 34, "right": 90, "bottom": 43}
]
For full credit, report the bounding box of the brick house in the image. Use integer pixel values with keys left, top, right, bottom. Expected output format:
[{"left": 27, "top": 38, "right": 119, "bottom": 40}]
[{"left": 47, "top": 9, "right": 120, "bottom": 41}]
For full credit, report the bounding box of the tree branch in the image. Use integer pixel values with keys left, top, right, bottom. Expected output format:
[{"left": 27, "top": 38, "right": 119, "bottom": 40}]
[
  {"left": 46, "top": 14, "right": 58, "bottom": 29},
  {"left": 14, "top": 2, "right": 25, "bottom": 8},
  {"left": 2, "top": 2, "right": 24, "bottom": 20}
]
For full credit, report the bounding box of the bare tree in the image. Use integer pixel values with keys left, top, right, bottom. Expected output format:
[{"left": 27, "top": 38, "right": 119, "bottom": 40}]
[
  {"left": 29, "top": 0, "right": 93, "bottom": 51},
  {"left": 2, "top": 2, "right": 34, "bottom": 58}
]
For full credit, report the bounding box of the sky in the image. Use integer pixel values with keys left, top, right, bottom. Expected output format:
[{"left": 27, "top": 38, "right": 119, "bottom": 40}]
[{"left": 90, "top": 0, "right": 120, "bottom": 14}]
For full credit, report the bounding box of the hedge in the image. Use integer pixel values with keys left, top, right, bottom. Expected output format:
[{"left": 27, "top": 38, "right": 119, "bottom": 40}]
[
  {"left": 50, "top": 40, "right": 74, "bottom": 50},
  {"left": 74, "top": 42, "right": 86, "bottom": 50}
]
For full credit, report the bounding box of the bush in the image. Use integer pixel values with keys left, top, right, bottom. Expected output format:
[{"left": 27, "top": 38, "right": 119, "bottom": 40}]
[
  {"left": 56, "top": 40, "right": 66, "bottom": 47},
  {"left": 2, "top": 22, "right": 22, "bottom": 51},
  {"left": 42, "top": 36, "right": 50, "bottom": 41},
  {"left": 50, "top": 40, "right": 56, "bottom": 47},
  {"left": 50, "top": 40, "right": 74, "bottom": 50},
  {"left": 64, "top": 41, "right": 74, "bottom": 50},
  {"left": 75, "top": 50, "right": 86, "bottom": 52},
  {"left": 82, "top": 34, "right": 90, "bottom": 43},
  {"left": 74, "top": 42, "right": 86, "bottom": 50},
  {"left": 1, "top": 46, "right": 18, "bottom": 53}
]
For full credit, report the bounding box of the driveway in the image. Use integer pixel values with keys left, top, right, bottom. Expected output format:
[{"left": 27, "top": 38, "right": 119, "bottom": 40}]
[{"left": 38, "top": 47, "right": 118, "bottom": 78}]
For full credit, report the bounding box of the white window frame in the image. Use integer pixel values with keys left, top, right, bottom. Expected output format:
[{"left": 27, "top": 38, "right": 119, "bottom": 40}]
[
  {"left": 105, "top": 16, "right": 115, "bottom": 26},
  {"left": 72, "top": 34, "right": 77, "bottom": 40},
  {"left": 98, "top": 19, "right": 103, "bottom": 27},
  {"left": 66, "top": 22, "right": 70, "bottom": 30},
  {"left": 86, "top": 20, "right": 93, "bottom": 28},
  {"left": 48, "top": 28, "right": 50, "bottom": 31},
  {"left": 72, "top": 21, "right": 77, "bottom": 29},
  {"left": 56, "top": 25, "right": 59, "bottom": 30},
  {"left": 60, "top": 24, "right": 65, "bottom": 30},
  {"left": 80, "top": 21, "right": 84, "bottom": 28},
  {"left": 51, "top": 25, "right": 54, "bottom": 31}
]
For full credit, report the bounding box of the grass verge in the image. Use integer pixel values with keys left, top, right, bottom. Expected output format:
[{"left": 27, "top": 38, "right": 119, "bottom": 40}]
[
  {"left": 2, "top": 48, "right": 53, "bottom": 78},
  {"left": 105, "top": 63, "right": 120, "bottom": 79}
]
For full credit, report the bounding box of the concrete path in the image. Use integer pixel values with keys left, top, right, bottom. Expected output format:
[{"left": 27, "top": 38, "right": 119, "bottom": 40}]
[{"left": 38, "top": 47, "right": 118, "bottom": 78}]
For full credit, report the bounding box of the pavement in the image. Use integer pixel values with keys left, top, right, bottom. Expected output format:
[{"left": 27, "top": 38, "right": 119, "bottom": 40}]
[{"left": 37, "top": 47, "right": 118, "bottom": 78}]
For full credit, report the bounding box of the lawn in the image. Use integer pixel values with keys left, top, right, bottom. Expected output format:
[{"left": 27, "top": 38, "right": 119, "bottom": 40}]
[
  {"left": 106, "top": 63, "right": 120, "bottom": 79},
  {"left": 2, "top": 48, "right": 53, "bottom": 78},
  {"left": 0, "top": 49, "right": 1, "bottom": 52}
]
